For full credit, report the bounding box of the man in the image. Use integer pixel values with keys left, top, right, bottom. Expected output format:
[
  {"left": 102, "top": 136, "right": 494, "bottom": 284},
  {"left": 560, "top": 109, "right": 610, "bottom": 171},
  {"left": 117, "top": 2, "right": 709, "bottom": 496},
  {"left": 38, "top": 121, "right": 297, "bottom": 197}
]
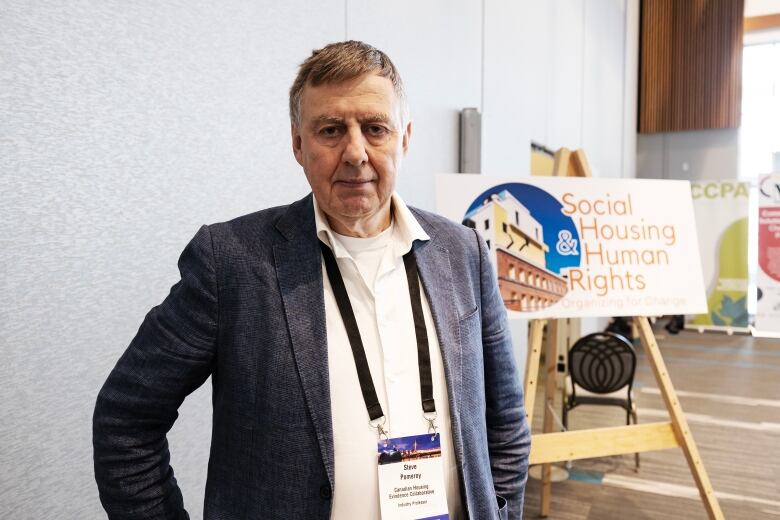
[{"left": 94, "top": 40, "right": 530, "bottom": 519}]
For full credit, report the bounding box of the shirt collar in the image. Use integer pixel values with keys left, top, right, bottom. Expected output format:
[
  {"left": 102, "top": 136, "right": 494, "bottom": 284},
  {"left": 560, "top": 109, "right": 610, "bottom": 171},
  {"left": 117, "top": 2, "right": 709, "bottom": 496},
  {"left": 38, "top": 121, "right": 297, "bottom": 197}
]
[{"left": 314, "top": 192, "right": 430, "bottom": 260}]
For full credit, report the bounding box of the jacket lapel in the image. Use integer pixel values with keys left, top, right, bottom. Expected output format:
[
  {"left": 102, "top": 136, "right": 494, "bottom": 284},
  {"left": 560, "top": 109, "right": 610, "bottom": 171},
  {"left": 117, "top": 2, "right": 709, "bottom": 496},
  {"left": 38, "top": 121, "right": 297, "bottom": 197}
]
[
  {"left": 410, "top": 210, "right": 471, "bottom": 511},
  {"left": 273, "top": 195, "right": 334, "bottom": 487},
  {"left": 409, "top": 211, "right": 464, "bottom": 438}
]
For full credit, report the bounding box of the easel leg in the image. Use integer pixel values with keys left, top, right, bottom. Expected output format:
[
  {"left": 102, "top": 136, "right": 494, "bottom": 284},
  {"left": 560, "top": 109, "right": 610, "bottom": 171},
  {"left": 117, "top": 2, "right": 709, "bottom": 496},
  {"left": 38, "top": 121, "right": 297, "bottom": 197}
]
[
  {"left": 633, "top": 317, "right": 725, "bottom": 520},
  {"left": 524, "top": 319, "right": 546, "bottom": 429},
  {"left": 539, "top": 319, "right": 559, "bottom": 517}
]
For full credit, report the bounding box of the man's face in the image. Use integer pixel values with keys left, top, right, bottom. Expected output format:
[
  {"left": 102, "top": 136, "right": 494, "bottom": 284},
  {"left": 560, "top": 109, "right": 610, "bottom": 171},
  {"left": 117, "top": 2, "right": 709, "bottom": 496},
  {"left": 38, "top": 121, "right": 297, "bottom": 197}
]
[{"left": 292, "top": 73, "right": 411, "bottom": 235}]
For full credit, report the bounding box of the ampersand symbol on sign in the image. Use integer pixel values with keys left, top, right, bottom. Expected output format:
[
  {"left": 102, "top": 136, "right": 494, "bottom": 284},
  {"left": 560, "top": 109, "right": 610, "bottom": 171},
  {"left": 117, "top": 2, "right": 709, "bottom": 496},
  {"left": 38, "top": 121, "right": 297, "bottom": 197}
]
[{"left": 556, "top": 230, "right": 578, "bottom": 256}]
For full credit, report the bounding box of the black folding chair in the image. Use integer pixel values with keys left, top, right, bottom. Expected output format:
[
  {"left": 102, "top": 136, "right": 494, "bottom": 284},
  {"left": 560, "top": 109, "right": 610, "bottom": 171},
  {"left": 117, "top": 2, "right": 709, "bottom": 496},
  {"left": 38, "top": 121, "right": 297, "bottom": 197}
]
[{"left": 563, "top": 332, "right": 640, "bottom": 470}]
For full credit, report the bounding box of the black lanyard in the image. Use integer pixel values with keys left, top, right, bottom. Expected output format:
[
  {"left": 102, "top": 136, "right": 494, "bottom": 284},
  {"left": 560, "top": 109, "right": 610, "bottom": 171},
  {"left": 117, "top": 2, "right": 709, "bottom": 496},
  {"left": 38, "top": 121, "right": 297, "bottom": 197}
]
[{"left": 319, "top": 240, "right": 436, "bottom": 431}]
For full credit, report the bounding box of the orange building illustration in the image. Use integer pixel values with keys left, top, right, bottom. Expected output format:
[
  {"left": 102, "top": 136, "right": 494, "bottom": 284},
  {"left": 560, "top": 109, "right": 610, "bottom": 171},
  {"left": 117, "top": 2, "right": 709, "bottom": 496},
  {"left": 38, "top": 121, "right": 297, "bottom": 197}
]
[{"left": 463, "top": 190, "right": 567, "bottom": 311}]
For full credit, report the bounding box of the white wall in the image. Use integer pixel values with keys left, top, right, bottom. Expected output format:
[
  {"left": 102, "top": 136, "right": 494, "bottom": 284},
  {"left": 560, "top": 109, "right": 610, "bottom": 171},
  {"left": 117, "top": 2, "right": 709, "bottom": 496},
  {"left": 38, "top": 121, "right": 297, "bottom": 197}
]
[
  {"left": 483, "top": 0, "right": 638, "bottom": 181},
  {"left": 1, "top": 1, "right": 638, "bottom": 518}
]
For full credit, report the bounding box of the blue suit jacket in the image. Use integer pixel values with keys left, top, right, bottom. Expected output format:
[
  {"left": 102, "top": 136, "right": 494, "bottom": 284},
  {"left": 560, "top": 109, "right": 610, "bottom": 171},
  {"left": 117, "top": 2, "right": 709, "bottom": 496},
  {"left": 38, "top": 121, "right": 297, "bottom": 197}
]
[{"left": 93, "top": 194, "right": 530, "bottom": 519}]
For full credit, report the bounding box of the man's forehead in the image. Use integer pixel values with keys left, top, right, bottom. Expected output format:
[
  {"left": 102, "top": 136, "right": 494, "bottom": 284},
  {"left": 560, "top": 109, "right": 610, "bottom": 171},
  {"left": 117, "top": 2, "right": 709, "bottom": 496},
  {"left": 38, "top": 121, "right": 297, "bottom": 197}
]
[
  {"left": 305, "top": 72, "right": 395, "bottom": 95},
  {"left": 300, "top": 75, "right": 400, "bottom": 117},
  {"left": 301, "top": 100, "right": 402, "bottom": 127}
]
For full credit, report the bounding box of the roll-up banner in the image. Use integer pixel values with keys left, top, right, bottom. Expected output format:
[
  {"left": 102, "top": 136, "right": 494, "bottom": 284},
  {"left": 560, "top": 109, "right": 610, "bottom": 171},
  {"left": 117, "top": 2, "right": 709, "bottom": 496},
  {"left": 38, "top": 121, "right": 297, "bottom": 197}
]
[
  {"left": 687, "top": 181, "right": 750, "bottom": 331},
  {"left": 435, "top": 175, "right": 707, "bottom": 319},
  {"left": 756, "top": 174, "right": 780, "bottom": 337}
]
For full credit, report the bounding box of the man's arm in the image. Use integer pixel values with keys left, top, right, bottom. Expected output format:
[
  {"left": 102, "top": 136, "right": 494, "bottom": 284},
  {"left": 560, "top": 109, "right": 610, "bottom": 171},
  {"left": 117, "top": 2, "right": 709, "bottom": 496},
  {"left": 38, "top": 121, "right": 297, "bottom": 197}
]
[
  {"left": 93, "top": 225, "right": 218, "bottom": 519},
  {"left": 475, "top": 229, "right": 531, "bottom": 519}
]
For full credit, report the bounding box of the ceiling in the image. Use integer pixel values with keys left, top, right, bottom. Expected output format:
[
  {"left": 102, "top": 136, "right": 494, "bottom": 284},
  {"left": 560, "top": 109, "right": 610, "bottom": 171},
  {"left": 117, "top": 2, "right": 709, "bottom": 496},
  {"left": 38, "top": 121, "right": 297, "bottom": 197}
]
[{"left": 745, "top": 0, "right": 780, "bottom": 17}]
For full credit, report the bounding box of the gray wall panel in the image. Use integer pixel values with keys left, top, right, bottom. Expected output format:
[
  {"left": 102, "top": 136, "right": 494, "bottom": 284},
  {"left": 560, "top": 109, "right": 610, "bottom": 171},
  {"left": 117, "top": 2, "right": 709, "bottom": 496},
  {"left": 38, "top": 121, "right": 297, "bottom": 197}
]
[
  {"left": 637, "top": 129, "right": 741, "bottom": 180},
  {"left": 1, "top": 2, "right": 343, "bottom": 518}
]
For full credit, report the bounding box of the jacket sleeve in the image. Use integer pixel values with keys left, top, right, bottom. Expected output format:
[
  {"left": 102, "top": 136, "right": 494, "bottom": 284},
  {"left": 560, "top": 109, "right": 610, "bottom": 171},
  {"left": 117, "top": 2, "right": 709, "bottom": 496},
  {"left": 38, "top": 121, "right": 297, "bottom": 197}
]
[
  {"left": 475, "top": 229, "right": 531, "bottom": 519},
  {"left": 93, "top": 225, "right": 218, "bottom": 519}
]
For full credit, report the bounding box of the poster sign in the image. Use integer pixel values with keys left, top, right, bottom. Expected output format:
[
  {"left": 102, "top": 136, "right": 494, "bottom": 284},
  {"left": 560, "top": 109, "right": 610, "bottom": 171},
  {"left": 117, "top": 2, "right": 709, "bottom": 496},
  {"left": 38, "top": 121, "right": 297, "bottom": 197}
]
[
  {"left": 756, "top": 174, "right": 780, "bottom": 336},
  {"left": 688, "top": 181, "right": 749, "bottom": 329},
  {"left": 435, "top": 175, "right": 707, "bottom": 319}
]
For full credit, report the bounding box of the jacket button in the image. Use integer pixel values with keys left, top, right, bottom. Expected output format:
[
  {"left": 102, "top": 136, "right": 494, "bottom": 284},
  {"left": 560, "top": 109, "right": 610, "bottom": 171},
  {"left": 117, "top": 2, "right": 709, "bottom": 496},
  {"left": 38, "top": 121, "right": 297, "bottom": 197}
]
[{"left": 319, "top": 484, "right": 332, "bottom": 500}]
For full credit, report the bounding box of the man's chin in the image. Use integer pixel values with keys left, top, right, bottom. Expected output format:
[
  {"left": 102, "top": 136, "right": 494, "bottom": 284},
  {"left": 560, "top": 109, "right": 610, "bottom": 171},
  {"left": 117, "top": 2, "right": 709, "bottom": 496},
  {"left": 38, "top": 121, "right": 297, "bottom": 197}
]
[
  {"left": 335, "top": 206, "right": 376, "bottom": 220},
  {"left": 332, "top": 197, "right": 377, "bottom": 216},
  {"left": 324, "top": 200, "right": 392, "bottom": 228}
]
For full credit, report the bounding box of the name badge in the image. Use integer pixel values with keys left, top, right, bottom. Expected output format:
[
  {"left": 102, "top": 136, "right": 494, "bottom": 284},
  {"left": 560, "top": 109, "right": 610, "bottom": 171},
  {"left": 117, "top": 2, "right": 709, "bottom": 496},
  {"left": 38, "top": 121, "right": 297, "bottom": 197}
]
[{"left": 377, "top": 432, "right": 449, "bottom": 520}]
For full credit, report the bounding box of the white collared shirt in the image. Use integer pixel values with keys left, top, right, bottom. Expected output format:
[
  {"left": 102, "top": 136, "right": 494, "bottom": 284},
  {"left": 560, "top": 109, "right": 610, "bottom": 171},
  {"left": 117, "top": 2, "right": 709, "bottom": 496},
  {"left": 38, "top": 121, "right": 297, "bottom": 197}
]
[{"left": 315, "top": 193, "right": 464, "bottom": 519}]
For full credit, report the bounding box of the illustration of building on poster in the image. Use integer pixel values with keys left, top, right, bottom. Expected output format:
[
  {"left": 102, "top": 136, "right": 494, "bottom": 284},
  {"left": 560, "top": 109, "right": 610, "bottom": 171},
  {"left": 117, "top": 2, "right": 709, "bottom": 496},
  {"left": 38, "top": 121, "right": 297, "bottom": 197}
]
[
  {"left": 462, "top": 190, "right": 567, "bottom": 312},
  {"left": 436, "top": 175, "right": 707, "bottom": 319}
]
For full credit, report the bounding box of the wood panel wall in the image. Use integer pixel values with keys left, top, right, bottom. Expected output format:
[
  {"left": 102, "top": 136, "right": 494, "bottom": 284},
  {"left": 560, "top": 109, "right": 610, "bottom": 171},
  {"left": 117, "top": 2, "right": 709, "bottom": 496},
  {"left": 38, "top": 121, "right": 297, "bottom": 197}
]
[{"left": 639, "top": 0, "right": 744, "bottom": 133}]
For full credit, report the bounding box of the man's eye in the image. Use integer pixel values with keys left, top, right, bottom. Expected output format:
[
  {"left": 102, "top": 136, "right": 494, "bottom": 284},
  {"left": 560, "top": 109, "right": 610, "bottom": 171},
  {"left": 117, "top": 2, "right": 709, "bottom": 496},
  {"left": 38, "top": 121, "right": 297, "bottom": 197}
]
[
  {"left": 319, "top": 126, "right": 342, "bottom": 137},
  {"left": 365, "top": 125, "right": 387, "bottom": 136}
]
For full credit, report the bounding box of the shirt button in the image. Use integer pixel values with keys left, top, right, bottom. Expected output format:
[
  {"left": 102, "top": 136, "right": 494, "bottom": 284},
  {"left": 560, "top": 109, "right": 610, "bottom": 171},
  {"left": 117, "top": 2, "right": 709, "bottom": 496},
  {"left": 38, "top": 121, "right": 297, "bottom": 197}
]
[{"left": 319, "top": 484, "right": 332, "bottom": 500}]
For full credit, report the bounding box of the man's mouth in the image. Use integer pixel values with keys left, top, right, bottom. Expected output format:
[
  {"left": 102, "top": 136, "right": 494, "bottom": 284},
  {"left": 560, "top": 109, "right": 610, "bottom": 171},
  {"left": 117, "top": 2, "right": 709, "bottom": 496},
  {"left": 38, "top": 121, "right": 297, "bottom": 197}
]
[{"left": 337, "top": 179, "right": 374, "bottom": 186}]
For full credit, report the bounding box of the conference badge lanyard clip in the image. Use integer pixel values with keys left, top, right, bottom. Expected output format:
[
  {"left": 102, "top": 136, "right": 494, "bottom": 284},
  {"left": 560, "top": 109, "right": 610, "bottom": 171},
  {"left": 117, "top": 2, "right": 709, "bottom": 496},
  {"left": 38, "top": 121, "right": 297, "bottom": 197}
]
[{"left": 320, "top": 242, "right": 450, "bottom": 520}]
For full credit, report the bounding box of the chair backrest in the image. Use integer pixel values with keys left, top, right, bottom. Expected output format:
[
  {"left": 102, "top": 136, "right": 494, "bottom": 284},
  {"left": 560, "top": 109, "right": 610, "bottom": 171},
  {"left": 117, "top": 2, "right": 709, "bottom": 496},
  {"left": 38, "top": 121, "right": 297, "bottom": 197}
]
[{"left": 568, "top": 332, "right": 636, "bottom": 394}]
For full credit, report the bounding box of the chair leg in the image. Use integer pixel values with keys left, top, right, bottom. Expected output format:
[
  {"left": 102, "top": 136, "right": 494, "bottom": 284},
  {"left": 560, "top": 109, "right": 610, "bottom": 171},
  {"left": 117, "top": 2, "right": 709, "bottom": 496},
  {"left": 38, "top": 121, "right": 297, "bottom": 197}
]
[
  {"left": 631, "top": 405, "right": 640, "bottom": 471},
  {"left": 562, "top": 405, "right": 572, "bottom": 470}
]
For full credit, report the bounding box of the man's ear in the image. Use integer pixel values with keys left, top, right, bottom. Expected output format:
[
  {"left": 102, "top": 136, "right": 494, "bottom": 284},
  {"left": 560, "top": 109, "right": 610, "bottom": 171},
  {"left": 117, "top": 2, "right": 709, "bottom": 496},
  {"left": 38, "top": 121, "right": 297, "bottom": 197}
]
[
  {"left": 402, "top": 119, "right": 412, "bottom": 157},
  {"left": 291, "top": 124, "right": 304, "bottom": 166}
]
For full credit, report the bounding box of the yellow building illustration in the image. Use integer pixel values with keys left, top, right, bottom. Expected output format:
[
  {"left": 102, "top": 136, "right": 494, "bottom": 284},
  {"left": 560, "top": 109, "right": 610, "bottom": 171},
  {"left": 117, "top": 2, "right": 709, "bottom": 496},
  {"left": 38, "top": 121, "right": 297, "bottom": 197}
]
[{"left": 463, "top": 190, "right": 567, "bottom": 311}]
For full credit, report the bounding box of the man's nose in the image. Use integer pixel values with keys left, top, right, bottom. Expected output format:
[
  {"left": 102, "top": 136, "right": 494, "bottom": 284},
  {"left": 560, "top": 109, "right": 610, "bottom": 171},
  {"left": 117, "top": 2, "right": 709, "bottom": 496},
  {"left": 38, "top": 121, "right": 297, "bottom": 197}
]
[{"left": 342, "top": 127, "right": 368, "bottom": 166}]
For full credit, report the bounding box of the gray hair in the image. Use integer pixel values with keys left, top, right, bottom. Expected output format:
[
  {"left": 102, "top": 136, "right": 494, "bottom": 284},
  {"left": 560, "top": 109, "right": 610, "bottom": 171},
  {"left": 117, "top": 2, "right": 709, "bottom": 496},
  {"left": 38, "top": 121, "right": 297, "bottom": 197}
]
[{"left": 289, "top": 40, "right": 408, "bottom": 126}]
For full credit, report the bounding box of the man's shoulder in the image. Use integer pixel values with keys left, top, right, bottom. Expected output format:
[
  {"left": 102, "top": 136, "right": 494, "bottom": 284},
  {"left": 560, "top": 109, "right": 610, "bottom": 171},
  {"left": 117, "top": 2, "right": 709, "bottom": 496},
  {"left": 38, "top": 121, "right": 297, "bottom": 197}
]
[
  {"left": 202, "top": 194, "right": 315, "bottom": 255},
  {"left": 207, "top": 205, "right": 287, "bottom": 242},
  {"left": 219, "top": 204, "right": 289, "bottom": 228},
  {"left": 408, "top": 206, "right": 478, "bottom": 247},
  {"left": 210, "top": 195, "right": 312, "bottom": 237}
]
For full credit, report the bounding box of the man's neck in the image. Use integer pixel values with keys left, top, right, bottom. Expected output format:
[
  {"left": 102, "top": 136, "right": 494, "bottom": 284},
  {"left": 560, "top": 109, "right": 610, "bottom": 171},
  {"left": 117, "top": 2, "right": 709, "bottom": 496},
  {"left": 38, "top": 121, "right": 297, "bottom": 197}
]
[{"left": 327, "top": 203, "right": 393, "bottom": 238}]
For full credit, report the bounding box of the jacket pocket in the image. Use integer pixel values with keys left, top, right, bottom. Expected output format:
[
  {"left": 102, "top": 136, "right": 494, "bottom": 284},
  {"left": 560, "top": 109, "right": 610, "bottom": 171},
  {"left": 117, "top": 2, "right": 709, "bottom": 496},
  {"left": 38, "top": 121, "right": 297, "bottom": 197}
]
[
  {"left": 496, "top": 494, "right": 508, "bottom": 520},
  {"left": 458, "top": 305, "right": 480, "bottom": 350},
  {"left": 459, "top": 303, "right": 479, "bottom": 322}
]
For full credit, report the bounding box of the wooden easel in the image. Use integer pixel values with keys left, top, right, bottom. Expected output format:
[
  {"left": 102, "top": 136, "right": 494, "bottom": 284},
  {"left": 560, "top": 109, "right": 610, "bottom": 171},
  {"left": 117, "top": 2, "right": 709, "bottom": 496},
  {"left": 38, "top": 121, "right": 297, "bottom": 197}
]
[{"left": 524, "top": 148, "right": 724, "bottom": 519}]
